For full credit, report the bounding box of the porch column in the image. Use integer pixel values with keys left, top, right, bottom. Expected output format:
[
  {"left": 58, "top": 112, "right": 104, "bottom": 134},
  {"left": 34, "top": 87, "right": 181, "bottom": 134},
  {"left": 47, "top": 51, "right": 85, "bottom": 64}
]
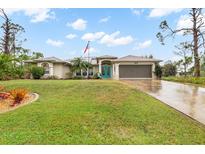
[
  {"left": 99, "top": 60, "right": 102, "bottom": 74},
  {"left": 152, "top": 63, "right": 156, "bottom": 79},
  {"left": 115, "top": 63, "right": 119, "bottom": 80}
]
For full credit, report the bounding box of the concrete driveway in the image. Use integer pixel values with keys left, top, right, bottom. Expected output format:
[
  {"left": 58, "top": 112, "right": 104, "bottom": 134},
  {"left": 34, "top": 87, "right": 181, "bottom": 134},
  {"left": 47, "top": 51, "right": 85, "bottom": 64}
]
[{"left": 122, "top": 79, "right": 205, "bottom": 125}]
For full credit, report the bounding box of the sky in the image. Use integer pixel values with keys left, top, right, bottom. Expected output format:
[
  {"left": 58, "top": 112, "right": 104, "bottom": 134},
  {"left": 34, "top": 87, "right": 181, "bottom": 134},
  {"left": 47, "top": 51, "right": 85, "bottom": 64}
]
[{"left": 0, "top": 8, "right": 193, "bottom": 61}]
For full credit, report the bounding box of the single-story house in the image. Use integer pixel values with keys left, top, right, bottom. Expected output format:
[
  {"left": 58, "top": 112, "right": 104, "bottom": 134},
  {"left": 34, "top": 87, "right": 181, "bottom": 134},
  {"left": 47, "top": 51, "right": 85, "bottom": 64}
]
[{"left": 24, "top": 55, "right": 162, "bottom": 80}]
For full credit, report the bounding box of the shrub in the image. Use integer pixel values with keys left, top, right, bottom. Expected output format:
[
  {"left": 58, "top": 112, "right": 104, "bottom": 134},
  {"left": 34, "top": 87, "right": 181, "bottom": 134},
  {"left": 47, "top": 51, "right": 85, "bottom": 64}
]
[
  {"left": 154, "top": 64, "right": 162, "bottom": 79},
  {"left": 0, "top": 54, "right": 14, "bottom": 80},
  {"left": 9, "top": 88, "right": 29, "bottom": 105},
  {"left": 72, "top": 76, "right": 83, "bottom": 80},
  {"left": 31, "top": 66, "right": 45, "bottom": 79},
  {"left": 162, "top": 61, "right": 177, "bottom": 77},
  {"left": 93, "top": 72, "right": 102, "bottom": 79}
]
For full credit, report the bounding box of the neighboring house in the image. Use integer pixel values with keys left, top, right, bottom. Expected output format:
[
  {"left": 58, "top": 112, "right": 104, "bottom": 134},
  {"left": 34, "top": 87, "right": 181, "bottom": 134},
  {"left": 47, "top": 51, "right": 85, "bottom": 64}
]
[{"left": 24, "top": 55, "right": 162, "bottom": 80}]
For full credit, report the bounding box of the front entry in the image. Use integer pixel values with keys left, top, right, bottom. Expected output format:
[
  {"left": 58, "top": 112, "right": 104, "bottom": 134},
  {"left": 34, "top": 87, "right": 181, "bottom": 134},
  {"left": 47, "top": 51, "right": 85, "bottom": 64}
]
[{"left": 102, "top": 65, "right": 112, "bottom": 79}]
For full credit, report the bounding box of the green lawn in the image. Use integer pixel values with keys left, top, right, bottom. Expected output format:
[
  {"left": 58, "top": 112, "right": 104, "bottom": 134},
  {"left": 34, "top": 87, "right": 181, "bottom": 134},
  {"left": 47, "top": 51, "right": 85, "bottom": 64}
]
[
  {"left": 163, "top": 76, "right": 205, "bottom": 87},
  {"left": 0, "top": 80, "right": 205, "bottom": 144}
]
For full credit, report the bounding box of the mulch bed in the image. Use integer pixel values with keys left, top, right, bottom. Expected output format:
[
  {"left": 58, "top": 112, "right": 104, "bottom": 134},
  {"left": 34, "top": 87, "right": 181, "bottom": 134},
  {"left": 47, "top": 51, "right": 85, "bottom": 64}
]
[{"left": 0, "top": 93, "right": 39, "bottom": 114}]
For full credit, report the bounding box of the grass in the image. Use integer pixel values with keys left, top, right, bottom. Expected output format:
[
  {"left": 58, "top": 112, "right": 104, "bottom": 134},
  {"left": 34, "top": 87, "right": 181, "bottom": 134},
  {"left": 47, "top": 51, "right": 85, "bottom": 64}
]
[
  {"left": 162, "top": 76, "right": 205, "bottom": 87},
  {"left": 0, "top": 80, "right": 205, "bottom": 144}
]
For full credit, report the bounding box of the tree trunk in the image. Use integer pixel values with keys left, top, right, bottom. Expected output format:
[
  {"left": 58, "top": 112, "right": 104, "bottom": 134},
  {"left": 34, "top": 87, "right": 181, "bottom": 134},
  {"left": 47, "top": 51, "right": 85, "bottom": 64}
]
[
  {"left": 192, "top": 8, "right": 200, "bottom": 77},
  {"left": 1, "top": 9, "right": 10, "bottom": 55},
  {"left": 4, "top": 17, "right": 10, "bottom": 54}
]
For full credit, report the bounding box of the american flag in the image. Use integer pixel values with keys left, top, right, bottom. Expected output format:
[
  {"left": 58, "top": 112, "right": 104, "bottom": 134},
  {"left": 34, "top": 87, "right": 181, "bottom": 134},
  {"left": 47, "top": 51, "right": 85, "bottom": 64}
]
[{"left": 84, "top": 41, "right": 90, "bottom": 54}]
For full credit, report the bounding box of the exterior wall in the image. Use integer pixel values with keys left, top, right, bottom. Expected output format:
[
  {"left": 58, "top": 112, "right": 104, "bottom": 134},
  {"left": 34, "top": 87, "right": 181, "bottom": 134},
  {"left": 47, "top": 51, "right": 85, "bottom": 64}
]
[
  {"left": 37, "top": 62, "right": 71, "bottom": 79},
  {"left": 53, "top": 63, "right": 71, "bottom": 79},
  {"left": 112, "top": 61, "right": 156, "bottom": 80}
]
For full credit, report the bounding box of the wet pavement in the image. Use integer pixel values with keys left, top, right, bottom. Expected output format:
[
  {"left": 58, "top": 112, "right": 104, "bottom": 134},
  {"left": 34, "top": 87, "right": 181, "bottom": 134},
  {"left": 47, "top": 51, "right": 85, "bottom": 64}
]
[{"left": 123, "top": 79, "right": 205, "bottom": 125}]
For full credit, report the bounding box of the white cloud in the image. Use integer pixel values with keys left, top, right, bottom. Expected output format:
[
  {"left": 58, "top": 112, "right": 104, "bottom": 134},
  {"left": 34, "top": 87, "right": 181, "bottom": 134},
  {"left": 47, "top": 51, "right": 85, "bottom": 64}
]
[
  {"left": 149, "top": 8, "right": 182, "bottom": 17},
  {"left": 67, "top": 18, "right": 87, "bottom": 31},
  {"left": 66, "top": 34, "right": 77, "bottom": 39},
  {"left": 99, "top": 31, "right": 134, "bottom": 47},
  {"left": 133, "top": 40, "right": 152, "bottom": 50},
  {"left": 176, "top": 15, "right": 192, "bottom": 35},
  {"left": 176, "top": 14, "right": 205, "bottom": 34},
  {"left": 99, "top": 16, "right": 111, "bottom": 23},
  {"left": 5, "top": 8, "right": 55, "bottom": 23},
  {"left": 81, "top": 32, "right": 105, "bottom": 41},
  {"left": 131, "top": 9, "right": 144, "bottom": 16},
  {"left": 46, "top": 39, "right": 64, "bottom": 47}
]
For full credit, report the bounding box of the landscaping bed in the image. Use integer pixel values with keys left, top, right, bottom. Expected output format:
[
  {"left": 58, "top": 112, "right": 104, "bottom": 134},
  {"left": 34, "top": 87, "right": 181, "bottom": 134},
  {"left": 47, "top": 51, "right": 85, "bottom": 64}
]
[
  {"left": 0, "top": 86, "right": 38, "bottom": 113},
  {"left": 162, "top": 76, "right": 205, "bottom": 86}
]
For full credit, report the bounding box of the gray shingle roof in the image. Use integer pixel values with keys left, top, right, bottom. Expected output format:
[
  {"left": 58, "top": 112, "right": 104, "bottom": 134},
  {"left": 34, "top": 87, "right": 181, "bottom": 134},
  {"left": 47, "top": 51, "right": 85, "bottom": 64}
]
[
  {"left": 35, "top": 57, "right": 64, "bottom": 62},
  {"left": 113, "top": 55, "right": 162, "bottom": 62},
  {"left": 24, "top": 57, "right": 69, "bottom": 64}
]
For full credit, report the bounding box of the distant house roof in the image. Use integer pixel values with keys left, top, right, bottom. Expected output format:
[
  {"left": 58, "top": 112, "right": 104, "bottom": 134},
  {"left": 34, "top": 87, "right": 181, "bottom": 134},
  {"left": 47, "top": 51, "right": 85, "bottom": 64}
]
[
  {"left": 95, "top": 55, "right": 118, "bottom": 59},
  {"left": 24, "top": 57, "right": 70, "bottom": 64},
  {"left": 113, "top": 55, "right": 162, "bottom": 62}
]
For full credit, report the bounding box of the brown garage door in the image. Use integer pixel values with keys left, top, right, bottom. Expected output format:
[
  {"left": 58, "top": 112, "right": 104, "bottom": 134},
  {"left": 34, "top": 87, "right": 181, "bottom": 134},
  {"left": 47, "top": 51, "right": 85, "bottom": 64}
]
[{"left": 119, "top": 65, "right": 152, "bottom": 78}]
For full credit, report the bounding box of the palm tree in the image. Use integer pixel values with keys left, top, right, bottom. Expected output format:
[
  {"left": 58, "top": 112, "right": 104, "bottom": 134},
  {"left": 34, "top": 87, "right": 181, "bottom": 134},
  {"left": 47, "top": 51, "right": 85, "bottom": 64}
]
[{"left": 70, "top": 57, "right": 92, "bottom": 77}]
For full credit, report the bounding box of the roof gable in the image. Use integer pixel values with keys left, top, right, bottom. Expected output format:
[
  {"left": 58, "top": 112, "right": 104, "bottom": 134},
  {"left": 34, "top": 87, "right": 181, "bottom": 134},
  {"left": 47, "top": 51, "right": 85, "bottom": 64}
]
[{"left": 96, "top": 55, "right": 118, "bottom": 59}]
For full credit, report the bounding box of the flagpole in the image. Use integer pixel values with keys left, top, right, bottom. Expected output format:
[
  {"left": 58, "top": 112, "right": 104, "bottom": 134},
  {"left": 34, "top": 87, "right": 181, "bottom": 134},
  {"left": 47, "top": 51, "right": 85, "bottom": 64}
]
[{"left": 87, "top": 41, "right": 90, "bottom": 79}]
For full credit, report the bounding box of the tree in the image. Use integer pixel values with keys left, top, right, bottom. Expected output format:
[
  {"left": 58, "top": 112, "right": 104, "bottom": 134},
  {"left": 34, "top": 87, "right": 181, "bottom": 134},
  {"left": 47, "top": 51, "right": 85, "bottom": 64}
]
[
  {"left": 0, "top": 8, "right": 25, "bottom": 55},
  {"left": 70, "top": 57, "right": 92, "bottom": 78},
  {"left": 0, "top": 53, "right": 14, "bottom": 80},
  {"left": 31, "top": 52, "right": 44, "bottom": 59},
  {"left": 174, "top": 42, "right": 193, "bottom": 76},
  {"left": 71, "top": 57, "right": 86, "bottom": 76},
  {"left": 162, "top": 61, "right": 177, "bottom": 77},
  {"left": 201, "top": 54, "right": 205, "bottom": 76},
  {"left": 154, "top": 64, "right": 162, "bottom": 79},
  {"left": 148, "top": 54, "right": 153, "bottom": 58},
  {"left": 157, "top": 8, "right": 205, "bottom": 77}
]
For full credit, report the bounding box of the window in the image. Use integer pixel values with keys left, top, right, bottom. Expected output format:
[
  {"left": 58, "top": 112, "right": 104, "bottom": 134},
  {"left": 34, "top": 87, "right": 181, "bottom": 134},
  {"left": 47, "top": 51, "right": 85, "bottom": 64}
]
[
  {"left": 41, "top": 63, "right": 49, "bottom": 75},
  {"left": 76, "top": 71, "right": 81, "bottom": 76},
  {"left": 89, "top": 68, "right": 93, "bottom": 76},
  {"left": 89, "top": 72, "right": 93, "bottom": 76},
  {"left": 83, "top": 71, "right": 87, "bottom": 76}
]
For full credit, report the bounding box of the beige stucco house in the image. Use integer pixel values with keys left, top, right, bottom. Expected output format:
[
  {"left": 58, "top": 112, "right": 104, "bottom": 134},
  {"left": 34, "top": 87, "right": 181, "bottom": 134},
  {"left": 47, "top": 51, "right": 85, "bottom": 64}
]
[
  {"left": 24, "top": 55, "right": 161, "bottom": 80},
  {"left": 24, "top": 57, "right": 71, "bottom": 79}
]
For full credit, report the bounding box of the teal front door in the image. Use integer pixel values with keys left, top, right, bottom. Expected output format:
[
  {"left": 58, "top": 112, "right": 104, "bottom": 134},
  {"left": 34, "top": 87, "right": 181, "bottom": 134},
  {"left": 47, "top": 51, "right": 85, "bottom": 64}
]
[{"left": 102, "top": 65, "right": 112, "bottom": 78}]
